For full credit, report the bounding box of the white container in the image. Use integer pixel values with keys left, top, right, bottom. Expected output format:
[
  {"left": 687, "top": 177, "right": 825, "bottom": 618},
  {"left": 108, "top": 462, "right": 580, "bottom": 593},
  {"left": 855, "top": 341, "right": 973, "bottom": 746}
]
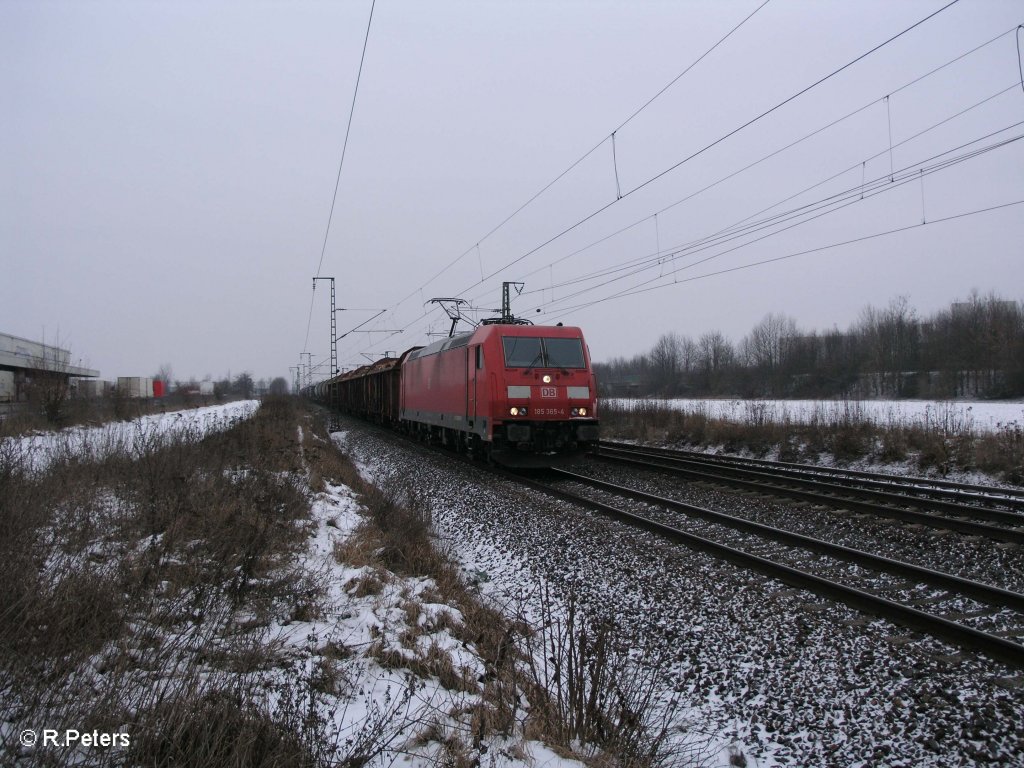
[{"left": 118, "top": 377, "right": 154, "bottom": 398}]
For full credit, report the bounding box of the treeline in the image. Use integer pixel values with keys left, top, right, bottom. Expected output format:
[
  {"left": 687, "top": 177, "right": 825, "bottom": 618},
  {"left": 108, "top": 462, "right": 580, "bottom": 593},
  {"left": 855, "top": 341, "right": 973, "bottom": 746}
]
[{"left": 595, "top": 292, "right": 1024, "bottom": 400}]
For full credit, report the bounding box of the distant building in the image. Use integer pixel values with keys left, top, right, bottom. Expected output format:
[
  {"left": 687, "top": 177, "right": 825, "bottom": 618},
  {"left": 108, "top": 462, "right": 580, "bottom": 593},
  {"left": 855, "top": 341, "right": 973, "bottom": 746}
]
[
  {"left": 0, "top": 331, "right": 99, "bottom": 403},
  {"left": 117, "top": 377, "right": 154, "bottom": 399}
]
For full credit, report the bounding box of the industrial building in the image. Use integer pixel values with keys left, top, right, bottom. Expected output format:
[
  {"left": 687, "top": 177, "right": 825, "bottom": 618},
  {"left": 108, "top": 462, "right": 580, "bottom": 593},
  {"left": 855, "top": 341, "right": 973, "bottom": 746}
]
[{"left": 0, "top": 331, "right": 99, "bottom": 403}]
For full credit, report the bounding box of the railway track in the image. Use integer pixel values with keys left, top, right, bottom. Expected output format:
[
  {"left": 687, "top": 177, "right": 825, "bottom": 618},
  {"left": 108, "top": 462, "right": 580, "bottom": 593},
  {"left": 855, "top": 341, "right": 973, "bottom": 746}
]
[
  {"left": 596, "top": 441, "right": 1024, "bottom": 544},
  {"left": 505, "top": 466, "right": 1024, "bottom": 668},
  {"left": 325, "top": 413, "right": 1024, "bottom": 667}
]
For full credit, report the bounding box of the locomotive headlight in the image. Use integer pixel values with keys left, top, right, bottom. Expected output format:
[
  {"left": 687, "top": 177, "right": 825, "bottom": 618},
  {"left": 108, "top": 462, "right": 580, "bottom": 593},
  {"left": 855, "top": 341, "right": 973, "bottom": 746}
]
[
  {"left": 510, "top": 407, "right": 519, "bottom": 416},
  {"left": 510, "top": 407, "right": 527, "bottom": 416},
  {"left": 572, "top": 407, "right": 588, "bottom": 417},
  {"left": 542, "top": 374, "right": 552, "bottom": 384},
  {"left": 578, "top": 407, "right": 587, "bottom": 416}
]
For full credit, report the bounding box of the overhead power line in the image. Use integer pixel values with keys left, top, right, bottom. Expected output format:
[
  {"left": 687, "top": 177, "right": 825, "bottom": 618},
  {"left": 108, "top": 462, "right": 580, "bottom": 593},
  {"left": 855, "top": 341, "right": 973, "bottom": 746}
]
[
  {"left": 337, "top": 0, "right": 990, "bottom": 367},
  {"left": 388, "top": 0, "right": 773, "bottom": 311},
  {"left": 550, "top": 198, "right": 1024, "bottom": 318},
  {"left": 508, "top": 29, "right": 1020, "bottom": 295},
  {"left": 450, "top": 0, "right": 963, "bottom": 301},
  {"left": 332, "top": 1, "right": 795, "bottom": 362},
  {"left": 521, "top": 126, "right": 1024, "bottom": 313},
  {"left": 303, "top": 0, "right": 377, "bottom": 353},
  {"left": 516, "top": 87, "right": 1022, "bottom": 303},
  {"left": 352, "top": 113, "right": 1019, "bottom": 367}
]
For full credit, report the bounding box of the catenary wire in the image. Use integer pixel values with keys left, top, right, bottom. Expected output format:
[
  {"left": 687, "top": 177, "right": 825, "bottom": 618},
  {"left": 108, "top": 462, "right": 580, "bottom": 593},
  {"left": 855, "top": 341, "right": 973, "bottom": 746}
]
[
  {"left": 337, "top": 1, "right": 1001, "bottom": 368},
  {"left": 340, "top": 1, "right": 967, "bottom": 363},
  {"left": 446, "top": 0, "right": 963, "bottom": 303},
  {"left": 452, "top": 0, "right": 962, "bottom": 301},
  {"left": 515, "top": 92, "right": 1022, "bottom": 301},
  {"left": 330, "top": 2, "right": 776, "bottom": 365},
  {"left": 384, "top": 0, "right": 773, "bottom": 315},
  {"left": 302, "top": 0, "right": 376, "bottom": 354},
  {"left": 507, "top": 31, "right": 1019, "bottom": 295},
  {"left": 338, "top": 119, "right": 1016, "bottom": 367},
  {"left": 521, "top": 128, "right": 1024, "bottom": 312},
  {"left": 550, "top": 199, "right": 1024, "bottom": 318}
]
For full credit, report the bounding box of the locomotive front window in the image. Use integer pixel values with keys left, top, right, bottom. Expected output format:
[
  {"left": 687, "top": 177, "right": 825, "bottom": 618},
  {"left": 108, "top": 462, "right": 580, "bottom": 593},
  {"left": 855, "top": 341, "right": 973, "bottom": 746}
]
[
  {"left": 543, "top": 338, "right": 586, "bottom": 369},
  {"left": 503, "top": 337, "right": 543, "bottom": 368},
  {"left": 502, "top": 336, "right": 586, "bottom": 369}
]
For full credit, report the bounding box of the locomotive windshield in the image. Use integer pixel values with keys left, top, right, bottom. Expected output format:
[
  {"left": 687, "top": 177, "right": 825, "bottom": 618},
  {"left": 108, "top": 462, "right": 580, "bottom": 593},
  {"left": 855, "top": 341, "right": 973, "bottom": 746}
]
[
  {"left": 502, "top": 336, "right": 586, "bottom": 369},
  {"left": 544, "top": 337, "right": 586, "bottom": 368}
]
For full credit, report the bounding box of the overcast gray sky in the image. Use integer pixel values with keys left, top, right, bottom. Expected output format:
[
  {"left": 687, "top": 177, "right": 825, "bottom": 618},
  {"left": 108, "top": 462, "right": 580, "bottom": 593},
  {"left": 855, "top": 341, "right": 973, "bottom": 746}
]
[{"left": 3, "top": 0, "right": 1022, "bottom": 384}]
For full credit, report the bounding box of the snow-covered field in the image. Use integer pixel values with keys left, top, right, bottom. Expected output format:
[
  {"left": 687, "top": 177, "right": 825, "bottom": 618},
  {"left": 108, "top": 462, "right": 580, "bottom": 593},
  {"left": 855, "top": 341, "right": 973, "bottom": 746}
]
[
  {"left": 612, "top": 397, "right": 1024, "bottom": 433},
  {"left": 1, "top": 399, "right": 260, "bottom": 472}
]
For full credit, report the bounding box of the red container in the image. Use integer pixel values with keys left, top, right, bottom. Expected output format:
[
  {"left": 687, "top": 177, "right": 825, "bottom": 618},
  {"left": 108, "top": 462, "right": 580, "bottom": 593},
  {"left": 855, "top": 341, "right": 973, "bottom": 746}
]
[{"left": 152, "top": 380, "right": 166, "bottom": 398}]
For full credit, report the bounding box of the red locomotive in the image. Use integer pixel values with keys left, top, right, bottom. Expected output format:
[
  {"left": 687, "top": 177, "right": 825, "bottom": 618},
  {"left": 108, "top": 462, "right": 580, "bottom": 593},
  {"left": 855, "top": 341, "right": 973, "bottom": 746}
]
[{"left": 313, "top": 322, "right": 599, "bottom": 466}]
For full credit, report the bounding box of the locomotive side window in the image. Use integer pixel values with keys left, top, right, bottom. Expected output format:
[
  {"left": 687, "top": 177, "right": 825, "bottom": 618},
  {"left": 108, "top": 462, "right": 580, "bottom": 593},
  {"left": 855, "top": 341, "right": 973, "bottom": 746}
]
[
  {"left": 476, "top": 346, "right": 484, "bottom": 370},
  {"left": 543, "top": 338, "right": 586, "bottom": 368},
  {"left": 502, "top": 336, "right": 586, "bottom": 369},
  {"left": 502, "top": 337, "right": 543, "bottom": 368}
]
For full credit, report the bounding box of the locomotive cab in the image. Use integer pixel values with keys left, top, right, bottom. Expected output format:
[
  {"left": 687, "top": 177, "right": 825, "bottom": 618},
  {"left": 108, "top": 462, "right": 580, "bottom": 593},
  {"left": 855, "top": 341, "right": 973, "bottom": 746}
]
[
  {"left": 398, "top": 322, "right": 600, "bottom": 467},
  {"left": 488, "top": 325, "right": 600, "bottom": 464}
]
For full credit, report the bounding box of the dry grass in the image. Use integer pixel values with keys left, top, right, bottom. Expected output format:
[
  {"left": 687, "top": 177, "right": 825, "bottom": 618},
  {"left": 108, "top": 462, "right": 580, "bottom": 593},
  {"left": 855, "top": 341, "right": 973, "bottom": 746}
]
[
  {"left": 601, "top": 399, "right": 1024, "bottom": 481},
  {"left": 0, "top": 392, "right": 237, "bottom": 439},
  {"left": 518, "top": 584, "right": 698, "bottom": 768},
  {"left": 0, "top": 396, "right": 379, "bottom": 768},
  {"left": 320, "top": 427, "right": 702, "bottom": 766},
  {"left": 4, "top": 390, "right": 708, "bottom": 768},
  {"left": 128, "top": 687, "right": 313, "bottom": 768}
]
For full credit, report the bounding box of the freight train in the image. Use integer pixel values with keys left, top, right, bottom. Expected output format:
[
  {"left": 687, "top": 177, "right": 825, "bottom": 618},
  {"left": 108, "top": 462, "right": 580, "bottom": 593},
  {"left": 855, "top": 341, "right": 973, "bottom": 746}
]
[{"left": 307, "top": 322, "right": 599, "bottom": 466}]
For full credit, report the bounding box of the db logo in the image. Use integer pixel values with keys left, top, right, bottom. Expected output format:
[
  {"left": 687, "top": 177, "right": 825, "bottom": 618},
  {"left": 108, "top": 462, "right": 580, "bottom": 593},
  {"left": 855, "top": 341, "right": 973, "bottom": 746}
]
[{"left": 540, "top": 386, "right": 557, "bottom": 398}]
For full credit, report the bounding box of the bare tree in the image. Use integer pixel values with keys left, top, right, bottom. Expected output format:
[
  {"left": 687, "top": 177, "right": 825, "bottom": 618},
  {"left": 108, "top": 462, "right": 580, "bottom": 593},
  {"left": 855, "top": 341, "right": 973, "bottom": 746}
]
[
  {"left": 857, "top": 296, "right": 919, "bottom": 396},
  {"left": 925, "top": 291, "right": 1024, "bottom": 396},
  {"left": 154, "top": 362, "right": 174, "bottom": 388},
  {"left": 649, "top": 332, "right": 684, "bottom": 395},
  {"left": 233, "top": 372, "right": 255, "bottom": 399},
  {"left": 697, "top": 331, "right": 734, "bottom": 392},
  {"left": 741, "top": 313, "right": 798, "bottom": 394},
  {"left": 25, "top": 335, "right": 74, "bottom": 424}
]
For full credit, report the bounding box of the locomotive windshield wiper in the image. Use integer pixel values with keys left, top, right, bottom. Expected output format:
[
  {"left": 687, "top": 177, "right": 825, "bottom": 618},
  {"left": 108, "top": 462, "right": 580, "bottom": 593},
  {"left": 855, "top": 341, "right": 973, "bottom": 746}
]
[{"left": 524, "top": 351, "right": 545, "bottom": 371}]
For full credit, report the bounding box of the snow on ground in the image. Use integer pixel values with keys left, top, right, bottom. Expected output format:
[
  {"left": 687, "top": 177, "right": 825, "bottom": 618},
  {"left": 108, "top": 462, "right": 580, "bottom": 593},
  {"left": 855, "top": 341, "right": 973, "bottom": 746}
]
[
  {"left": 333, "top": 420, "right": 1024, "bottom": 767},
  {"left": 612, "top": 397, "right": 1024, "bottom": 433},
  {"left": 335, "top": 428, "right": 718, "bottom": 766},
  {"left": 276, "top": 432, "right": 589, "bottom": 767},
  {"left": 5, "top": 411, "right": 588, "bottom": 767},
  {"left": 1, "top": 400, "right": 260, "bottom": 472}
]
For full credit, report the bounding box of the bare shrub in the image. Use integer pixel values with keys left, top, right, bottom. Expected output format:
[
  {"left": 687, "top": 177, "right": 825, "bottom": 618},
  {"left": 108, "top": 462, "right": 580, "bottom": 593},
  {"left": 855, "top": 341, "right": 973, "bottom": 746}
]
[
  {"left": 360, "top": 484, "right": 449, "bottom": 578},
  {"left": 975, "top": 422, "right": 1024, "bottom": 482},
  {"left": 346, "top": 568, "right": 387, "bottom": 597},
  {"left": 371, "top": 639, "right": 477, "bottom": 695},
  {"left": 602, "top": 399, "right": 1023, "bottom": 481},
  {"left": 128, "top": 686, "right": 313, "bottom": 768},
  {"left": 829, "top": 424, "right": 870, "bottom": 463},
  {"left": 520, "top": 584, "right": 699, "bottom": 767},
  {"left": 878, "top": 427, "right": 909, "bottom": 463},
  {"left": 0, "top": 398, "right": 339, "bottom": 768}
]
